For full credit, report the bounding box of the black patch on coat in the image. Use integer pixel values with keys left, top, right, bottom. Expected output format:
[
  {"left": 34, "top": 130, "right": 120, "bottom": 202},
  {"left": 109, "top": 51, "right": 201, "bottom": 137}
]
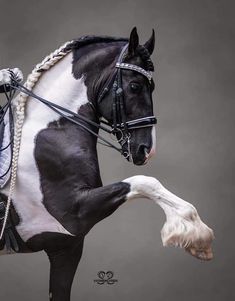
[{"left": 34, "top": 114, "right": 131, "bottom": 238}]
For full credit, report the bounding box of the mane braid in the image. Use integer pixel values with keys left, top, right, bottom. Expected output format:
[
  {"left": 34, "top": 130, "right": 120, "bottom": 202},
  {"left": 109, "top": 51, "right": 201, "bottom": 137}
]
[{"left": 0, "top": 39, "right": 75, "bottom": 239}]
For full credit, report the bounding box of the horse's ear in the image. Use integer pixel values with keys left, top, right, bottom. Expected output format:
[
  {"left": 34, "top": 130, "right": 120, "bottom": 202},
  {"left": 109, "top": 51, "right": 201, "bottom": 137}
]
[
  {"left": 128, "top": 27, "right": 139, "bottom": 55},
  {"left": 144, "top": 29, "right": 155, "bottom": 55}
]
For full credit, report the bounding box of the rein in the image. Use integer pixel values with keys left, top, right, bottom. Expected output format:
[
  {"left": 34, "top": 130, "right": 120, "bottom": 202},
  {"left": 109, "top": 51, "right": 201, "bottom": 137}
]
[{"left": 10, "top": 81, "right": 122, "bottom": 153}]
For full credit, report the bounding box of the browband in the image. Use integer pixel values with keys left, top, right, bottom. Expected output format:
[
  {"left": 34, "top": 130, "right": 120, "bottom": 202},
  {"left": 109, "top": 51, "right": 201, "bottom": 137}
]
[{"left": 115, "top": 62, "right": 152, "bottom": 82}]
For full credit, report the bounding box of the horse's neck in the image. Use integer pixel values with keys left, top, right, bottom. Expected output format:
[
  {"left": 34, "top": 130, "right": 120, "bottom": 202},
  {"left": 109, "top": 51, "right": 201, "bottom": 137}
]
[
  {"left": 18, "top": 51, "right": 100, "bottom": 166},
  {"left": 24, "top": 52, "right": 89, "bottom": 125}
]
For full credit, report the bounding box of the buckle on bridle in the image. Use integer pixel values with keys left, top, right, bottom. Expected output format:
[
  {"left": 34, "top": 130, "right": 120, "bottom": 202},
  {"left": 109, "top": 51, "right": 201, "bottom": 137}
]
[
  {"left": 121, "top": 132, "right": 132, "bottom": 162},
  {"left": 110, "top": 128, "right": 124, "bottom": 143}
]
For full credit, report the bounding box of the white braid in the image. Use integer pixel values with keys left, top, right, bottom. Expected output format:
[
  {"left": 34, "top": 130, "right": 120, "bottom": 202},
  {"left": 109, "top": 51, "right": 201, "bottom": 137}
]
[{"left": 0, "top": 40, "right": 74, "bottom": 240}]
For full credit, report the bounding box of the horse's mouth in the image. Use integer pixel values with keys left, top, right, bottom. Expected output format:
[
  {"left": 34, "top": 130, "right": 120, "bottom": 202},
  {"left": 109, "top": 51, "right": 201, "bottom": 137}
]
[
  {"left": 132, "top": 157, "right": 150, "bottom": 166},
  {"left": 132, "top": 147, "right": 156, "bottom": 165},
  {"left": 122, "top": 145, "right": 156, "bottom": 165},
  {"left": 128, "top": 153, "right": 151, "bottom": 166}
]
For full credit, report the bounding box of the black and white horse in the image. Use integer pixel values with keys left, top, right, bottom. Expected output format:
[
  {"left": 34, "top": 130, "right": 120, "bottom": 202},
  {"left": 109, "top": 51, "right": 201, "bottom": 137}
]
[{"left": 0, "top": 28, "right": 214, "bottom": 301}]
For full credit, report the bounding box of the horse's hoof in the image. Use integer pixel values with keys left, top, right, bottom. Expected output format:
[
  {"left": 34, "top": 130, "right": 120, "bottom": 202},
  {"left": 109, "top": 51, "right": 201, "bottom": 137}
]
[{"left": 185, "top": 245, "right": 213, "bottom": 261}]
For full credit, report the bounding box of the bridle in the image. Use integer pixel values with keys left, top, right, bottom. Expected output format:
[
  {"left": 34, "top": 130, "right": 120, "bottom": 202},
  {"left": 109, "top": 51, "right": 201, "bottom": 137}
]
[
  {"left": 7, "top": 43, "right": 157, "bottom": 160},
  {"left": 95, "top": 43, "right": 157, "bottom": 160}
]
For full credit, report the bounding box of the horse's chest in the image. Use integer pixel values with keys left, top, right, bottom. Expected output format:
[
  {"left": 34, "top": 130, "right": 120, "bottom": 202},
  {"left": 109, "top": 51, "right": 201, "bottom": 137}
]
[
  {"left": 10, "top": 125, "right": 99, "bottom": 242},
  {"left": 35, "top": 126, "right": 101, "bottom": 186}
]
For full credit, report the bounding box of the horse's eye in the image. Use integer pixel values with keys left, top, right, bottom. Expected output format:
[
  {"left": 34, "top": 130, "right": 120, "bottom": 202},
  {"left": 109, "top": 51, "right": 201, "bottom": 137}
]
[{"left": 130, "top": 82, "right": 142, "bottom": 93}]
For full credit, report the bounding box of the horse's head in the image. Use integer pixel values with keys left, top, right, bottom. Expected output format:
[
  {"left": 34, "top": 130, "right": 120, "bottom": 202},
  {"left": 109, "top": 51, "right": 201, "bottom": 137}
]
[{"left": 98, "top": 28, "right": 156, "bottom": 165}]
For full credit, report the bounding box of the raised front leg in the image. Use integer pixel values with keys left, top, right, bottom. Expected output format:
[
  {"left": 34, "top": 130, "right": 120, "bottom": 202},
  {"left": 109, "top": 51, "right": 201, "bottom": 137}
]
[
  {"left": 44, "top": 175, "right": 213, "bottom": 301},
  {"left": 46, "top": 239, "right": 84, "bottom": 301},
  {"left": 76, "top": 175, "right": 214, "bottom": 261},
  {"left": 123, "top": 175, "right": 214, "bottom": 260},
  {"left": 75, "top": 182, "right": 130, "bottom": 234}
]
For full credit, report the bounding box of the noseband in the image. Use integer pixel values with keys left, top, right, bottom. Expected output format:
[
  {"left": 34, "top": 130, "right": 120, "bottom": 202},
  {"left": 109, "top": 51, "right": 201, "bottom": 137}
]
[
  {"left": 97, "top": 44, "right": 157, "bottom": 160},
  {"left": 7, "top": 43, "right": 157, "bottom": 160}
]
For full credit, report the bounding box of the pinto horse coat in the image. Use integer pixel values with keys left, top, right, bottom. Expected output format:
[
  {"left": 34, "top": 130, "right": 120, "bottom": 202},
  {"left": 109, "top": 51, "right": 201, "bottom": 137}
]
[{"left": 0, "top": 30, "right": 214, "bottom": 301}]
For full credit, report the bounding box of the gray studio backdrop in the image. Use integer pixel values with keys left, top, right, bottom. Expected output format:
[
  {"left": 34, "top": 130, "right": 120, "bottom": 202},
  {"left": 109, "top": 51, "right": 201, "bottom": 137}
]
[{"left": 0, "top": 0, "right": 234, "bottom": 300}]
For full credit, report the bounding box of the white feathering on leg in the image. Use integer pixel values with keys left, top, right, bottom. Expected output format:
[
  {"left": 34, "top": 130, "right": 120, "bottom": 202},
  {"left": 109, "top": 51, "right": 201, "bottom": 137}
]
[{"left": 123, "top": 175, "right": 214, "bottom": 258}]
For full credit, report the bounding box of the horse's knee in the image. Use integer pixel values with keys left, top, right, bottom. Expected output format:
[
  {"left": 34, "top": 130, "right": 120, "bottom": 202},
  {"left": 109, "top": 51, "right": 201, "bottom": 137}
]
[{"left": 123, "top": 175, "right": 162, "bottom": 199}]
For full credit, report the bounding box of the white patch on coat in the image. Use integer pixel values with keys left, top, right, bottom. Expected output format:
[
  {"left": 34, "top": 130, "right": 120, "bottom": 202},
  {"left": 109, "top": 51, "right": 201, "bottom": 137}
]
[
  {"left": 144, "top": 126, "right": 156, "bottom": 163},
  {"left": 150, "top": 126, "right": 156, "bottom": 155},
  {"left": 2, "top": 53, "right": 88, "bottom": 242},
  {"left": 123, "top": 175, "right": 214, "bottom": 250}
]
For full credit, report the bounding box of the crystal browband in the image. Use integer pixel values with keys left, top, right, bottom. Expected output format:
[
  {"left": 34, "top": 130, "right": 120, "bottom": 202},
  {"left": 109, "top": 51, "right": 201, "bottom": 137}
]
[{"left": 115, "top": 62, "right": 152, "bottom": 82}]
